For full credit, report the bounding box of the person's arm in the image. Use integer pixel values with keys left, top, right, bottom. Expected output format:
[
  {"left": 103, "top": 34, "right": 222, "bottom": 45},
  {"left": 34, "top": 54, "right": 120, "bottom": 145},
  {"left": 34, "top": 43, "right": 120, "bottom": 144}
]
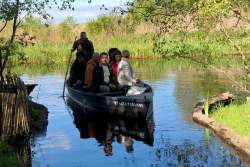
[
  {"left": 89, "top": 41, "right": 94, "bottom": 56},
  {"left": 71, "top": 40, "right": 77, "bottom": 52},
  {"left": 122, "top": 62, "right": 134, "bottom": 83}
]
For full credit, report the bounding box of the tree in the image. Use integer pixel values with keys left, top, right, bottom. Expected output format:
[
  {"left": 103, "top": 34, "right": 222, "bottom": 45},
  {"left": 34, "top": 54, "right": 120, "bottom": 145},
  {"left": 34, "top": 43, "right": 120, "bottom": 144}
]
[
  {"left": 0, "top": 0, "right": 76, "bottom": 81},
  {"left": 124, "top": 0, "right": 250, "bottom": 93}
]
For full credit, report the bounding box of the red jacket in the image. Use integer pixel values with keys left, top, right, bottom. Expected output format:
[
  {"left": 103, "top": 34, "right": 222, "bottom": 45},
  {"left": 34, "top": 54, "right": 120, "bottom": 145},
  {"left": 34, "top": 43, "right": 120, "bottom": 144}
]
[{"left": 112, "top": 63, "right": 119, "bottom": 80}]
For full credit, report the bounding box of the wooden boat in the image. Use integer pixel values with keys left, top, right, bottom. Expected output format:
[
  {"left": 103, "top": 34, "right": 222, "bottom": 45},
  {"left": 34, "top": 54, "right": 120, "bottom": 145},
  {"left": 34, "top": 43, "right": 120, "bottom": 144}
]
[
  {"left": 25, "top": 84, "right": 38, "bottom": 95},
  {"left": 66, "top": 82, "right": 153, "bottom": 119},
  {"left": 1, "top": 83, "right": 37, "bottom": 95}
]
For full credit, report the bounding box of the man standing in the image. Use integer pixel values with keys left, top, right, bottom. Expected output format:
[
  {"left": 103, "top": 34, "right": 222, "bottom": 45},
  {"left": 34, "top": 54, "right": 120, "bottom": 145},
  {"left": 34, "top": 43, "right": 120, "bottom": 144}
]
[{"left": 71, "top": 32, "right": 94, "bottom": 62}]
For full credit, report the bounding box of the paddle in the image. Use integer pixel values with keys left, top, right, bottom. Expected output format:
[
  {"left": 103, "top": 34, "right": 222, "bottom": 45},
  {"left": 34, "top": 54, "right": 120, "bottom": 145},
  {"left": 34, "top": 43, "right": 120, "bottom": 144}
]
[{"left": 62, "top": 37, "right": 77, "bottom": 97}]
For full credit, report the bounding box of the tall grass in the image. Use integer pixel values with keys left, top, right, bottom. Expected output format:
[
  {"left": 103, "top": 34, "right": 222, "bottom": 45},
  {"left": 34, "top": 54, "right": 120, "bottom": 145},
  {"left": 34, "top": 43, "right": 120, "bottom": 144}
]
[
  {"left": 212, "top": 102, "right": 250, "bottom": 137},
  {"left": 2, "top": 15, "right": 250, "bottom": 65}
]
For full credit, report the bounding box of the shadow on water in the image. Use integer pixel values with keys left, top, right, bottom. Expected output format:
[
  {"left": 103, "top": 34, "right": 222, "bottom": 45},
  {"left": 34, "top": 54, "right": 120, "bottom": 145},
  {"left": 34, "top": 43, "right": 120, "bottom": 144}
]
[{"left": 67, "top": 98, "right": 155, "bottom": 156}]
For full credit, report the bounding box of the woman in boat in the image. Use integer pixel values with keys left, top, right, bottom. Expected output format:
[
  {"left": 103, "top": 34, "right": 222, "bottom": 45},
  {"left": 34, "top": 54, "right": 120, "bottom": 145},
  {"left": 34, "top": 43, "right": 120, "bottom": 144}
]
[
  {"left": 111, "top": 49, "right": 122, "bottom": 80},
  {"left": 92, "top": 52, "right": 119, "bottom": 93},
  {"left": 108, "top": 48, "right": 119, "bottom": 64},
  {"left": 84, "top": 52, "right": 100, "bottom": 88},
  {"left": 68, "top": 52, "right": 86, "bottom": 87},
  {"left": 118, "top": 50, "right": 139, "bottom": 88}
]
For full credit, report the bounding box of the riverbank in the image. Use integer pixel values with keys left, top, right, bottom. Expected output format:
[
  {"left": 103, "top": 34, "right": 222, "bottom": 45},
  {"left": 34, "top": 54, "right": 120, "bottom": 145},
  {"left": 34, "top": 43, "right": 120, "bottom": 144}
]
[
  {"left": 0, "top": 100, "right": 48, "bottom": 167},
  {"left": 212, "top": 102, "right": 250, "bottom": 137},
  {"left": 193, "top": 93, "right": 250, "bottom": 164}
]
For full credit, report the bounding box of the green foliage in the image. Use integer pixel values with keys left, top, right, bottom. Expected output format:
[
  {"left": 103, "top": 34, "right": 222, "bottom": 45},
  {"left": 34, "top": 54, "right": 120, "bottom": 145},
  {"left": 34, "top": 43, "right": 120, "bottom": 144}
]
[
  {"left": 21, "top": 16, "right": 44, "bottom": 32},
  {"left": 59, "top": 16, "right": 77, "bottom": 41},
  {"left": 85, "top": 14, "right": 135, "bottom": 36},
  {"left": 212, "top": 102, "right": 250, "bottom": 137},
  {"left": 204, "top": 93, "right": 209, "bottom": 116},
  {"left": 0, "top": 141, "right": 18, "bottom": 167}
]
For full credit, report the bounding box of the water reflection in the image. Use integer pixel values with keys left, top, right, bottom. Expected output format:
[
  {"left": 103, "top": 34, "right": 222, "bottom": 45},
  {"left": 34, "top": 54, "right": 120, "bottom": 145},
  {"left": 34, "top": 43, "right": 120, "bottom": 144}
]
[
  {"left": 153, "top": 137, "right": 246, "bottom": 167},
  {"left": 68, "top": 98, "right": 154, "bottom": 157},
  {"left": 17, "top": 60, "right": 249, "bottom": 167}
]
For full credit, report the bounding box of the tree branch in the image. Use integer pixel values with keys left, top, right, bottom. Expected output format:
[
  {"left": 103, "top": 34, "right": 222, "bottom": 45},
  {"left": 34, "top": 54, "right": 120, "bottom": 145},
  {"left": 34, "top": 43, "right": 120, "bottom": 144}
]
[{"left": 0, "top": 20, "right": 8, "bottom": 33}]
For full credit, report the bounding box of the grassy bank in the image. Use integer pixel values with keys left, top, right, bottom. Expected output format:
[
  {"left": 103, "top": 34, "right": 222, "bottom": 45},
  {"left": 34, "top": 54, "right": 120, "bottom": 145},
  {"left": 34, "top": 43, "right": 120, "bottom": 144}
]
[
  {"left": 211, "top": 102, "right": 250, "bottom": 137},
  {"left": 17, "top": 28, "right": 250, "bottom": 65}
]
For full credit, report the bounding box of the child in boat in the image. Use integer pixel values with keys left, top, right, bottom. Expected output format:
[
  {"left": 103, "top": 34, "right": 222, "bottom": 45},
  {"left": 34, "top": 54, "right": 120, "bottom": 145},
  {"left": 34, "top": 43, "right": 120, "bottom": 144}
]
[
  {"left": 92, "top": 52, "right": 119, "bottom": 93},
  {"left": 84, "top": 52, "right": 100, "bottom": 88},
  {"left": 111, "top": 49, "right": 122, "bottom": 80}
]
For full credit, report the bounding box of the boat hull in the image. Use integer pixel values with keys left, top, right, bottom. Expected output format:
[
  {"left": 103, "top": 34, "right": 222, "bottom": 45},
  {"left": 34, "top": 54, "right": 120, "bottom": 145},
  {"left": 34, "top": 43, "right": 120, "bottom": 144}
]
[{"left": 66, "top": 84, "right": 153, "bottom": 118}]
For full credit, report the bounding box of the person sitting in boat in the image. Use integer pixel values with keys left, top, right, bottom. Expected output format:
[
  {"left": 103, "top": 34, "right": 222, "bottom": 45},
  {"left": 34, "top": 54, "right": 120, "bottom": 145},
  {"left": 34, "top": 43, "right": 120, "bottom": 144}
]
[
  {"left": 92, "top": 52, "right": 118, "bottom": 93},
  {"left": 71, "top": 32, "right": 94, "bottom": 62},
  {"left": 68, "top": 52, "right": 86, "bottom": 87},
  {"left": 118, "top": 50, "right": 139, "bottom": 90},
  {"left": 108, "top": 48, "right": 119, "bottom": 64},
  {"left": 111, "top": 49, "right": 122, "bottom": 80},
  {"left": 84, "top": 52, "right": 100, "bottom": 88}
]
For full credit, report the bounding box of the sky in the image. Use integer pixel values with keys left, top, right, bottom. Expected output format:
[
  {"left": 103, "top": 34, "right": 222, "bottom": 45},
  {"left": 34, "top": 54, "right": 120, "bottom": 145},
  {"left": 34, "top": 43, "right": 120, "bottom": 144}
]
[{"left": 49, "top": 0, "right": 128, "bottom": 24}]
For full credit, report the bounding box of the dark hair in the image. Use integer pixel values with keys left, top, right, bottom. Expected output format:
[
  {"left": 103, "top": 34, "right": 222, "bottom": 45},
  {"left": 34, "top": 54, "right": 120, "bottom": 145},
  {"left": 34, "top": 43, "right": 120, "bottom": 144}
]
[
  {"left": 122, "top": 50, "right": 130, "bottom": 58},
  {"left": 80, "top": 31, "right": 86, "bottom": 34},
  {"left": 108, "top": 48, "right": 120, "bottom": 63},
  {"left": 113, "top": 49, "right": 121, "bottom": 56},
  {"left": 108, "top": 48, "right": 118, "bottom": 56},
  {"left": 100, "top": 52, "right": 108, "bottom": 57}
]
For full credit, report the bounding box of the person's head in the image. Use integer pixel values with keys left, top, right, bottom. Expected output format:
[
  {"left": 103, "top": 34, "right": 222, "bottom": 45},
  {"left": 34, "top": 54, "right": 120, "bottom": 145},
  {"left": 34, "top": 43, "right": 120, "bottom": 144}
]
[
  {"left": 122, "top": 50, "right": 130, "bottom": 59},
  {"left": 108, "top": 48, "right": 119, "bottom": 63},
  {"left": 113, "top": 50, "right": 122, "bottom": 63},
  {"left": 99, "top": 52, "right": 109, "bottom": 65},
  {"left": 103, "top": 141, "right": 113, "bottom": 156},
  {"left": 92, "top": 52, "right": 100, "bottom": 63},
  {"left": 80, "top": 32, "right": 87, "bottom": 39},
  {"left": 76, "top": 52, "right": 84, "bottom": 62}
]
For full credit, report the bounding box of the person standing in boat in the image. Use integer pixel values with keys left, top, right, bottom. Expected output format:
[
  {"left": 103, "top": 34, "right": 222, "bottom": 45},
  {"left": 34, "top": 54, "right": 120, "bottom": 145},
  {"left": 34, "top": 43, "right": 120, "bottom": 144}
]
[
  {"left": 118, "top": 50, "right": 139, "bottom": 89},
  {"left": 71, "top": 32, "right": 94, "bottom": 62},
  {"left": 92, "top": 52, "right": 118, "bottom": 93},
  {"left": 68, "top": 52, "right": 86, "bottom": 87}
]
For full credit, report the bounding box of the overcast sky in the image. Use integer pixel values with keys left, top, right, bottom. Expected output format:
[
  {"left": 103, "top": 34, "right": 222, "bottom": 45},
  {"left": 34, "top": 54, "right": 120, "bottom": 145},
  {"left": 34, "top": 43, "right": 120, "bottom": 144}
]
[{"left": 49, "top": 0, "right": 128, "bottom": 24}]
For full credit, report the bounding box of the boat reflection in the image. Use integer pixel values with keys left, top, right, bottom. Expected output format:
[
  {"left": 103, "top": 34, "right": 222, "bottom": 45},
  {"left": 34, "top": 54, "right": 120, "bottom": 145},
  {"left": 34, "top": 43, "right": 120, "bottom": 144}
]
[{"left": 67, "top": 98, "right": 154, "bottom": 156}]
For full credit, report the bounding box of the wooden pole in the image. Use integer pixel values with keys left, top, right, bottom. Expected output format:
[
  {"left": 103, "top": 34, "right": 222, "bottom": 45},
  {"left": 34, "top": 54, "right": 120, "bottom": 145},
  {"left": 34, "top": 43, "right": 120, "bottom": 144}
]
[{"left": 62, "top": 37, "right": 77, "bottom": 97}]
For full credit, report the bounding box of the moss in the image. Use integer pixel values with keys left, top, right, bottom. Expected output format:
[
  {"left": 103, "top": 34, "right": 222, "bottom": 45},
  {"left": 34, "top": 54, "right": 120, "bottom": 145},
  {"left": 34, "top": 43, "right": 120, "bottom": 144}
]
[
  {"left": 28, "top": 100, "right": 48, "bottom": 135},
  {"left": 0, "top": 141, "right": 19, "bottom": 167}
]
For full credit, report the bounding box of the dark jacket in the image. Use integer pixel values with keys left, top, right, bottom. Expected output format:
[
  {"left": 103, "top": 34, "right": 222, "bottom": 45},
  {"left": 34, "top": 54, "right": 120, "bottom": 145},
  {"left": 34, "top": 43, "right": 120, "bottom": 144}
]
[
  {"left": 68, "top": 60, "right": 86, "bottom": 85},
  {"left": 72, "top": 38, "right": 94, "bottom": 61},
  {"left": 92, "top": 64, "right": 118, "bottom": 93}
]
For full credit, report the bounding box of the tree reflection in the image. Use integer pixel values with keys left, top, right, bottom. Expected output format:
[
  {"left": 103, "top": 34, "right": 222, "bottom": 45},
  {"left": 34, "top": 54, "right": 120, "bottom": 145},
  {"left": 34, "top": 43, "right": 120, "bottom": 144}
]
[{"left": 152, "top": 138, "right": 247, "bottom": 167}]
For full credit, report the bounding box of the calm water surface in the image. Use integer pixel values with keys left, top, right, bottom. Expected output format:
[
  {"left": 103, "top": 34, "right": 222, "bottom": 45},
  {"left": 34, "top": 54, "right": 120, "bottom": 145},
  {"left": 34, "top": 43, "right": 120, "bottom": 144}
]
[{"left": 21, "top": 60, "right": 248, "bottom": 167}]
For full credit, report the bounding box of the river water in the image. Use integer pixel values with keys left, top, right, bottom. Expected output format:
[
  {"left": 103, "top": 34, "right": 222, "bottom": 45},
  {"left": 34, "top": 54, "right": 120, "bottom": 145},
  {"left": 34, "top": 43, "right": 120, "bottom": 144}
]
[{"left": 21, "top": 60, "right": 248, "bottom": 167}]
